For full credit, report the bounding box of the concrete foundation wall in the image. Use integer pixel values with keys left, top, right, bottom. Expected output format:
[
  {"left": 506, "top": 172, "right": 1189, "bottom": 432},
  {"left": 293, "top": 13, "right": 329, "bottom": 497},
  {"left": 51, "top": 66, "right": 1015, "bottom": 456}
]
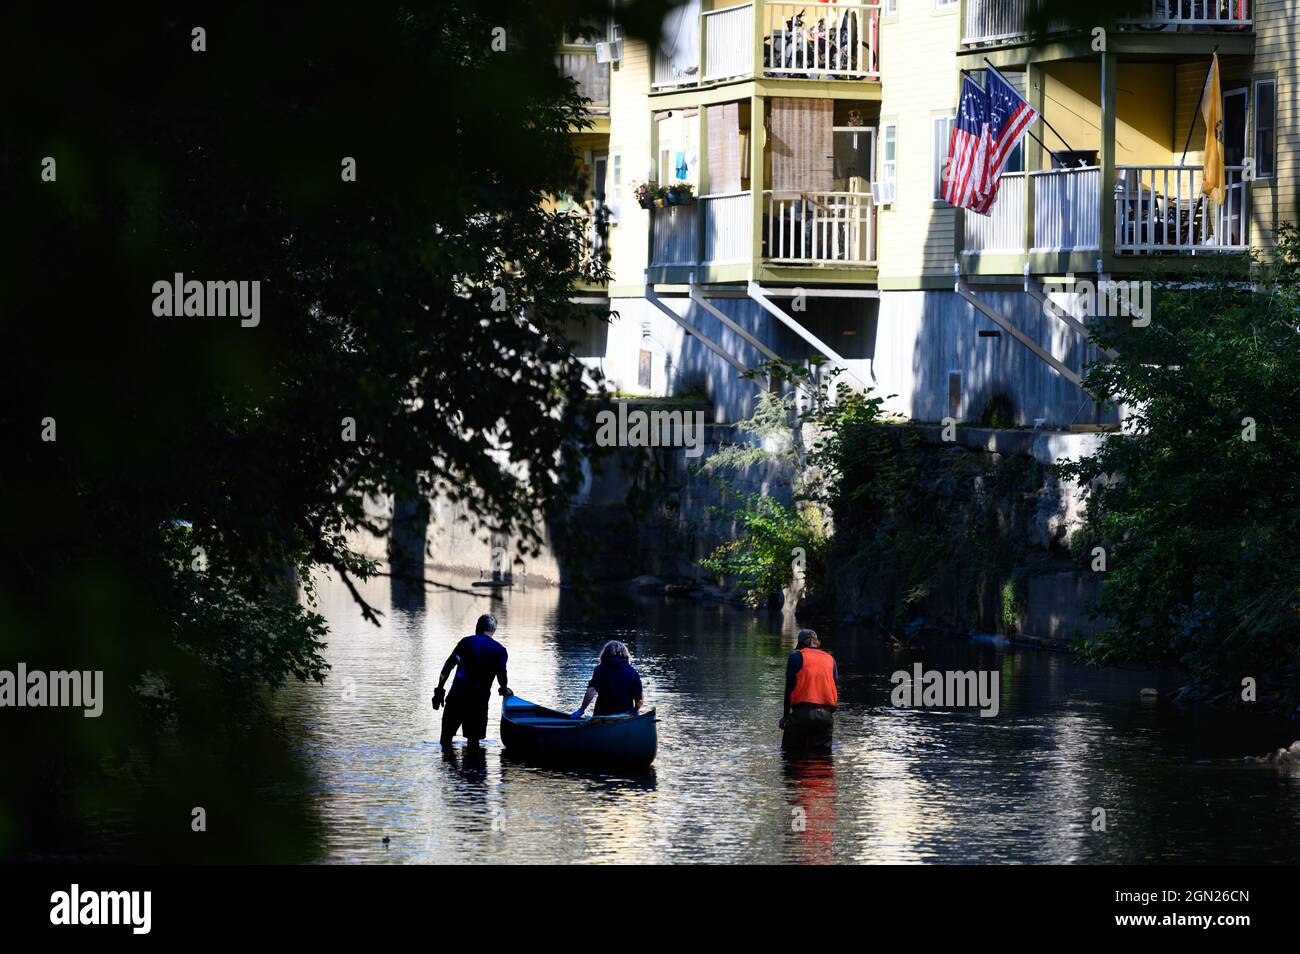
[
  {"left": 577, "top": 288, "right": 1118, "bottom": 429},
  {"left": 357, "top": 420, "right": 794, "bottom": 589},
  {"left": 356, "top": 418, "right": 1110, "bottom": 648}
]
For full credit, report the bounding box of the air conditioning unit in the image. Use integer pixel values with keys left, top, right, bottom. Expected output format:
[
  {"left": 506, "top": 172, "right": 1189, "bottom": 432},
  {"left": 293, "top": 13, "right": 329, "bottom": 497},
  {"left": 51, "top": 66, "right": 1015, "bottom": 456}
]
[
  {"left": 871, "top": 180, "right": 896, "bottom": 205},
  {"left": 595, "top": 39, "right": 623, "bottom": 63}
]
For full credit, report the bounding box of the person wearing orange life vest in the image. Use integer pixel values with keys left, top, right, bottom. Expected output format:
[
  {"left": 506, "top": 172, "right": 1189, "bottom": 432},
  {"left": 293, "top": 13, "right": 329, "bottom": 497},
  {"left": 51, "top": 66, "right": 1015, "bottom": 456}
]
[{"left": 780, "top": 628, "right": 839, "bottom": 752}]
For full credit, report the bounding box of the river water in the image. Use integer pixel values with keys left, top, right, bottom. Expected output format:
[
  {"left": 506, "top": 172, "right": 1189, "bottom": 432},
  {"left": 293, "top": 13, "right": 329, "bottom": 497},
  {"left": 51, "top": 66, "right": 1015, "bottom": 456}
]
[{"left": 274, "top": 573, "right": 1300, "bottom": 864}]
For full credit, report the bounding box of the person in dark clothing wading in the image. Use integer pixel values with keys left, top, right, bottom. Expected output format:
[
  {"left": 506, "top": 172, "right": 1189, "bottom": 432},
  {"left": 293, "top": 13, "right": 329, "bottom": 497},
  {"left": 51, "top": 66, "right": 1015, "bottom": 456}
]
[
  {"left": 432, "top": 614, "right": 512, "bottom": 747},
  {"left": 780, "top": 628, "right": 839, "bottom": 752},
  {"left": 571, "top": 640, "right": 643, "bottom": 718}
]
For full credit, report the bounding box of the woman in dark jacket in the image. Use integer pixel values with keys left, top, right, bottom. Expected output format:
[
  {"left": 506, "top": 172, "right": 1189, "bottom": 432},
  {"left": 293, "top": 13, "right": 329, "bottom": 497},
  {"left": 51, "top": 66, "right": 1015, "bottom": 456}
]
[{"left": 571, "top": 640, "right": 643, "bottom": 718}]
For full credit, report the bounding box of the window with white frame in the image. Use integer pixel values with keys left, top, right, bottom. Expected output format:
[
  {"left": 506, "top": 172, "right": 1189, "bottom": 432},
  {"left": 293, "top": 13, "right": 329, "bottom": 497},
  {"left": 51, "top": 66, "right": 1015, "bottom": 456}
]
[
  {"left": 933, "top": 114, "right": 954, "bottom": 201},
  {"left": 884, "top": 0, "right": 898, "bottom": 14},
  {"left": 1254, "top": 78, "right": 1276, "bottom": 179},
  {"left": 881, "top": 122, "right": 897, "bottom": 186},
  {"left": 607, "top": 152, "right": 622, "bottom": 223},
  {"left": 934, "top": 0, "right": 958, "bottom": 9}
]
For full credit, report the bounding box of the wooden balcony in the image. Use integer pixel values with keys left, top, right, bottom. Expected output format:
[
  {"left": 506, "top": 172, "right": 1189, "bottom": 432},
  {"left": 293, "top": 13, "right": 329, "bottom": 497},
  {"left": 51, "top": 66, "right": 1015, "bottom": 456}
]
[
  {"left": 1034, "top": 166, "right": 1101, "bottom": 251},
  {"left": 654, "top": 1, "right": 881, "bottom": 92},
  {"left": 960, "top": 163, "right": 1248, "bottom": 268},
  {"left": 764, "top": 190, "right": 875, "bottom": 265},
  {"left": 648, "top": 188, "right": 876, "bottom": 283},
  {"left": 962, "top": 0, "right": 1251, "bottom": 48},
  {"left": 556, "top": 208, "right": 609, "bottom": 294},
  {"left": 964, "top": 172, "right": 1027, "bottom": 253},
  {"left": 1114, "top": 164, "right": 1248, "bottom": 254},
  {"left": 556, "top": 48, "right": 610, "bottom": 114},
  {"left": 961, "top": 0, "right": 1072, "bottom": 47},
  {"left": 650, "top": 192, "right": 760, "bottom": 267},
  {"left": 1116, "top": 0, "right": 1252, "bottom": 31}
]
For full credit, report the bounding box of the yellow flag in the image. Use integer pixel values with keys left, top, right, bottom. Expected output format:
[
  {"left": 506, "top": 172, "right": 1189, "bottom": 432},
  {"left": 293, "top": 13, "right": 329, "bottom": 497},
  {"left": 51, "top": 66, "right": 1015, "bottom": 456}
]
[{"left": 1201, "top": 53, "right": 1224, "bottom": 205}]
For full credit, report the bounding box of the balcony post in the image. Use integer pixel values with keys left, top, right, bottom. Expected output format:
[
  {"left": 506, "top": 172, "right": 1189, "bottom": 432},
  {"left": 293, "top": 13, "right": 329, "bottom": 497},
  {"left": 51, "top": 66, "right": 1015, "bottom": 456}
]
[
  {"left": 1099, "top": 51, "right": 1117, "bottom": 261},
  {"left": 647, "top": 112, "right": 660, "bottom": 270},
  {"left": 750, "top": 94, "right": 765, "bottom": 270},
  {"left": 699, "top": 0, "right": 707, "bottom": 86},
  {"left": 697, "top": 105, "right": 709, "bottom": 266},
  {"left": 752, "top": 0, "right": 765, "bottom": 83},
  {"left": 1025, "top": 61, "right": 1043, "bottom": 256}
]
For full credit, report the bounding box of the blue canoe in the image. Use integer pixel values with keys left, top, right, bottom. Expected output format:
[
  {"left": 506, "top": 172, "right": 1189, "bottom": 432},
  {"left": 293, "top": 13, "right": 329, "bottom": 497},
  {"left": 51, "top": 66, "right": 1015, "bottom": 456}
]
[{"left": 500, "top": 695, "right": 657, "bottom": 767}]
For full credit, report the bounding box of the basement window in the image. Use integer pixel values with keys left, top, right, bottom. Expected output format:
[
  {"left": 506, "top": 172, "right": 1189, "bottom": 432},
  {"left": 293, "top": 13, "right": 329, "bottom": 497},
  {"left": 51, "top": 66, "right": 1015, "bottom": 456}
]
[{"left": 638, "top": 349, "right": 652, "bottom": 388}]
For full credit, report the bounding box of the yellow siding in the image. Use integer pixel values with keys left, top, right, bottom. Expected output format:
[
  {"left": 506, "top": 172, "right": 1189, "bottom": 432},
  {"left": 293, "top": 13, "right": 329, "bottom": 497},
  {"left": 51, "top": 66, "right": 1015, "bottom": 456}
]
[
  {"left": 596, "top": 3, "right": 1300, "bottom": 285},
  {"left": 1246, "top": 0, "right": 1300, "bottom": 249},
  {"left": 1172, "top": 57, "right": 1252, "bottom": 166},
  {"left": 1173, "top": 41, "right": 1290, "bottom": 252},
  {"left": 876, "top": 0, "right": 962, "bottom": 283},
  {"left": 1041, "top": 63, "right": 1173, "bottom": 166},
  {"left": 607, "top": 37, "right": 653, "bottom": 292}
]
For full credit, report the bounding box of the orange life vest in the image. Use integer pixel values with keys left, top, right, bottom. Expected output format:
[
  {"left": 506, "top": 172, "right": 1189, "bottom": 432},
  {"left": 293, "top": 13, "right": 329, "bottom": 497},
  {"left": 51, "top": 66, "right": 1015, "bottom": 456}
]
[{"left": 790, "top": 647, "right": 837, "bottom": 708}]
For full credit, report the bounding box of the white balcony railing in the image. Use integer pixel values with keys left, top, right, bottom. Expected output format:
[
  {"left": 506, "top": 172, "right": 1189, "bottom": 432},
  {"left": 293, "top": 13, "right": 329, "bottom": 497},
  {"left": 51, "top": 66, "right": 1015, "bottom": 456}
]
[
  {"left": 760, "top": 2, "right": 881, "bottom": 81},
  {"left": 649, "top": 196, "right": 751, "bottom": 267},
  {"left": 962, "top": 164, "right": 1250, "bottom": 256},
  {"left": 1115, "top": 164, "right": 1248, "bottom": 253},
  {"left": 702, "top": 4, "right": 754, "bottom": 82},
  {"left": 965, "top": 0, "right": 1251, "bottom": 43},
  {"left": 701, "top": 191, "right": 753, "bottom": 263},
  {"left": 650, "top": 191, "right": 875, "bottom": 269},
  {"left": 658, "top": 1, "right": 881, "bottom": 87},
  {"left": 764, "top": 190, "right": 876, "bottom": 265},
  {"left": 964, "top": 0, "right": 1027, "bottom": 45},
  {"left": 962, "top": 0, "right": 1071, "bottom": 45},
  {"left": 963, "top": 172, "right": 1027, "bottom": 253},
  {"left": 561, "top": 208, "right": 606, "bottom": 275},
  {"left": 556, "top": 50, "right": 610, "bottom": 110},
  {"left": 1117, "top": 0, "right": 1251, "bottom": 29},
  {"left": 650, "top": 203, "right": 699, "bottom": 266},
  {"left": 1032, "top": 166, "right": 1101, "bottom": 251},
  {"left": 654, "top": 48, "right": 689, "bottom": 88}
]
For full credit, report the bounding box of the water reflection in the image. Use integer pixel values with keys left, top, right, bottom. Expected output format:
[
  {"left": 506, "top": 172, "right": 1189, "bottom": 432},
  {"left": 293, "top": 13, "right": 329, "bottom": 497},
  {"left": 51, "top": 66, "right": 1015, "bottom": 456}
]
[
  {"left": 274, "top": 572, "right": 1300, "bottom": 864},
  {"left": 782, "top": 753, "right": 836, "bottom": 864}
]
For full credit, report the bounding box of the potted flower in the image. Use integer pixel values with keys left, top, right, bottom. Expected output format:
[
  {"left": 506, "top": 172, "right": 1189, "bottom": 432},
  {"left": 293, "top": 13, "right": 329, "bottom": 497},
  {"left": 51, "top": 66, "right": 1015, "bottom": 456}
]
[
  {"left": 634, "top": 182, "right": 665, "bottom": 210},
  {"left": 667, "top": 182, "right": 695, "bottom": 206}
]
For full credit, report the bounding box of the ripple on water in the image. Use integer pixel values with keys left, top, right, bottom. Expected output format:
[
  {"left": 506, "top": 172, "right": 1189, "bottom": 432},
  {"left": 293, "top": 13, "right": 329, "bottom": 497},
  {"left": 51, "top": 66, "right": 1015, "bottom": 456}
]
[{"left": 272, "top": 576, "right": 1300, "bottom": 863}]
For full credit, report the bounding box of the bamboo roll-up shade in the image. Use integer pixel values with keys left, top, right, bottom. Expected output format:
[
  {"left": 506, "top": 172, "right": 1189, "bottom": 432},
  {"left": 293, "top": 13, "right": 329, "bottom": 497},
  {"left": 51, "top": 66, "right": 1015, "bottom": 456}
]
[
  {"left": 706, "top": 103, "right": 741, "bottom": 194},
  {"left": 769, "top": 98, "right": 833, "bottom": 193}
]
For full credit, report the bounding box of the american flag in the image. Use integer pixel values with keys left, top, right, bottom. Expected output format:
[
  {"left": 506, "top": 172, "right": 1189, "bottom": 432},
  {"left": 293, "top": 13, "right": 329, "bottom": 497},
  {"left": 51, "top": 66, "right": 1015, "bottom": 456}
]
[
  {"left": 944, "top": 68, "right": 1038, "bottom": 216},
  {"left": 942, "top": 75, "right": 989, "bottom": 211},
  {"left": 983, "top": 66, "right": 1038, "bottom": 195}
]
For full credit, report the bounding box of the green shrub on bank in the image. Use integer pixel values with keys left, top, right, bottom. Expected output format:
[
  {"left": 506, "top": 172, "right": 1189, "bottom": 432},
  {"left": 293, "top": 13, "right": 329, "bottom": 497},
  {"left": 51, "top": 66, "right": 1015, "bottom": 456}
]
[{"left": 1058, "top": 226, "right": 1300, "bottom": 680}]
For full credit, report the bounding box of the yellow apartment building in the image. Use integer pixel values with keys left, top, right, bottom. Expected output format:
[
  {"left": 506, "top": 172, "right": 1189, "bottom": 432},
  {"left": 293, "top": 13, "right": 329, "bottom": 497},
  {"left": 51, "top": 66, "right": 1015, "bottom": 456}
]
[{"left": 564, "top": 1, "right": 1295, "bottom": 427}]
